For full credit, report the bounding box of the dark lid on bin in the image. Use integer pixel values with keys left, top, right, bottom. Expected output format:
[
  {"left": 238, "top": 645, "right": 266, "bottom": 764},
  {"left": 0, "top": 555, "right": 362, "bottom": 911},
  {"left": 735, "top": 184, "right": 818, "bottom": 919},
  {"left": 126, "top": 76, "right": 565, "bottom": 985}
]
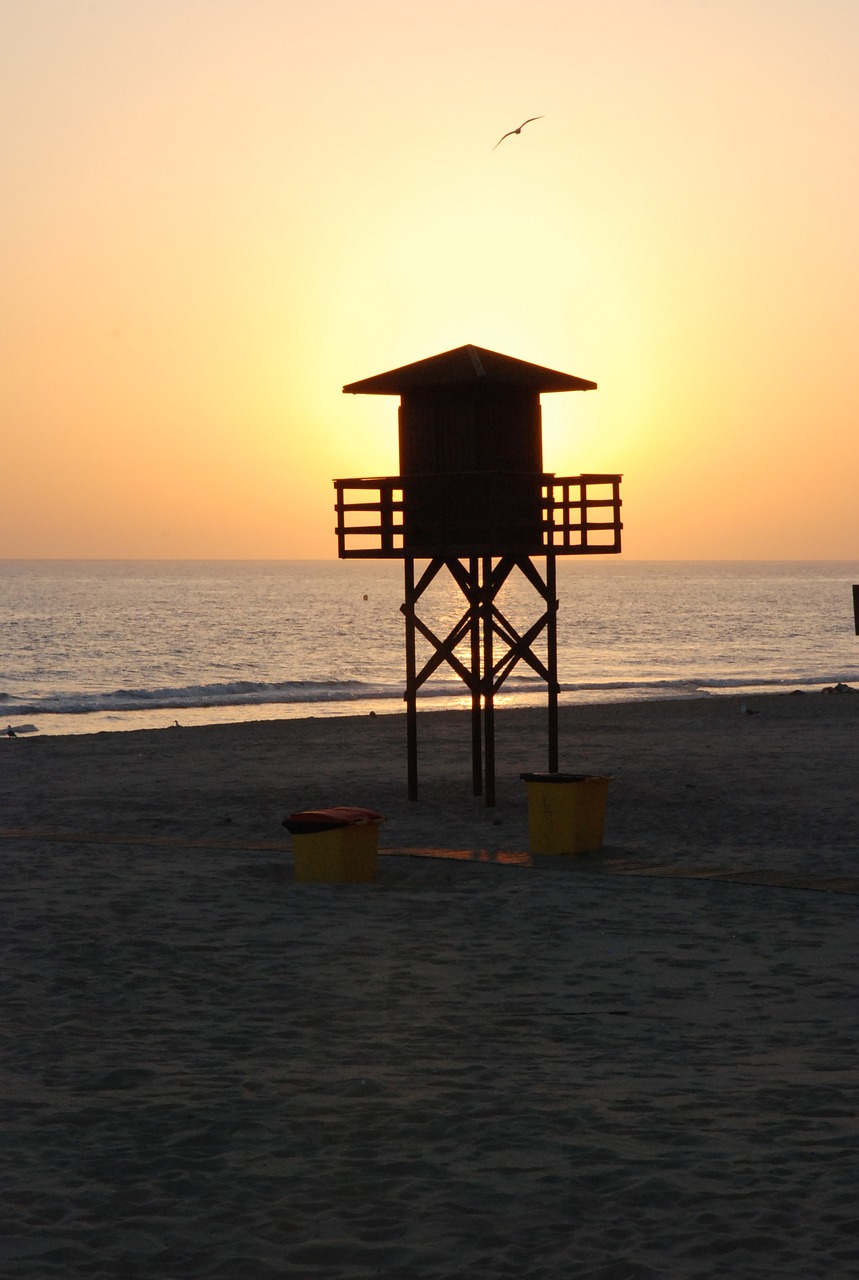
[
  {"left": 283, "top": 805, "right": 384, "bottom": 834},
  {"left": 520, "top": 773, "right": 611, "bottom": 784}
]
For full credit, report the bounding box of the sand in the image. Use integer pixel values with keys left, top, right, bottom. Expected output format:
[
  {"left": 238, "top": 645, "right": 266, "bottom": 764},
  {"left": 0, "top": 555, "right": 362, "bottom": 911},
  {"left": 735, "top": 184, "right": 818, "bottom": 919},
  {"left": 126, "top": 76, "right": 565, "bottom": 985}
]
[{"left": 1, "top": 693, "right": 858, "bottom": 1278}]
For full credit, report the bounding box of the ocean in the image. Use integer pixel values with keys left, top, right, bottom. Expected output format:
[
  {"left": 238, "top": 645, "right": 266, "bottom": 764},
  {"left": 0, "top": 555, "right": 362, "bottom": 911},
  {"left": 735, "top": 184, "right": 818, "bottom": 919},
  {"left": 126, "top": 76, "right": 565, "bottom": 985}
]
[{"left": 2, "top": 559, "right": 857, "bottom": 736}]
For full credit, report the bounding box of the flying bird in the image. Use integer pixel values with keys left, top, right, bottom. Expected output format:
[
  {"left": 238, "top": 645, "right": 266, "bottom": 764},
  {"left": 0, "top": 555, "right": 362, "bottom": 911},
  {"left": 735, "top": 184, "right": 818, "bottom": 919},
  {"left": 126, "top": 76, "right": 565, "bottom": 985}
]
[{"left": 493, "top": 116, "right": 544, "bottom": 149}]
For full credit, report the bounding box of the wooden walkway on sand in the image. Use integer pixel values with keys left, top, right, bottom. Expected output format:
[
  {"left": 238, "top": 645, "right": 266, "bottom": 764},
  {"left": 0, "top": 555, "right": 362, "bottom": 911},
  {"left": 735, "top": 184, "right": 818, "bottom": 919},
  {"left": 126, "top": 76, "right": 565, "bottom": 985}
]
[{"left": 2, "top": 828, "right": 858, "bottom": 895}]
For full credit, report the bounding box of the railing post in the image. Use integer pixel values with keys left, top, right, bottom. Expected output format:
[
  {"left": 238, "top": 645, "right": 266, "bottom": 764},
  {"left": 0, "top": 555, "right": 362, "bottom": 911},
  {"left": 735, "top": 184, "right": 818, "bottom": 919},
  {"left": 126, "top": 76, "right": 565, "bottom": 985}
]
[
  {"left": 380, "top": 481, "right": 391, "bottom": 556},
  {"left": 333, "top": 480, "right": 345, "bottom": 558}
]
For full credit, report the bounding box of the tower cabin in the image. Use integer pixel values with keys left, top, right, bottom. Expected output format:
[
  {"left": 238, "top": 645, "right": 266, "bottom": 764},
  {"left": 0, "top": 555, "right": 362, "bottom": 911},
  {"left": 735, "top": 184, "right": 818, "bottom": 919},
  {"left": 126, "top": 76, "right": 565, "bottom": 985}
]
[
  {"left": 335, "top": 344, "right": 621, "bottom": 559},
  {"left": 333, "top": 344, "right": 623, "bottom": 804}
]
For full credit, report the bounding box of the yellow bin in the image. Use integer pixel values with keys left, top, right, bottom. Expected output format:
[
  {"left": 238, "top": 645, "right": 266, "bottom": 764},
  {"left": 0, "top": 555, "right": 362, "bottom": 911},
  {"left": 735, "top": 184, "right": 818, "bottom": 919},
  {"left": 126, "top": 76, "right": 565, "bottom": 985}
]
[
  {"left": 284, "top": 806, "right": 383, "bottom": 883},
  {"left": 520, "top": 773, "right": 611, "bottom": 855}
]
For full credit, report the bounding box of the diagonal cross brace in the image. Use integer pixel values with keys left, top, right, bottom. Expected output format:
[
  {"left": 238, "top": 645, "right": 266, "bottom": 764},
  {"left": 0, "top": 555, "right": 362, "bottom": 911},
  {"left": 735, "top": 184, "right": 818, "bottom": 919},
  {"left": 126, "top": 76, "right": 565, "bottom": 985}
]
[
  {"left": 402, "top": 553, "right": 561, "bottom": 804},
  {"left": 412, "top": 608, "right": 476, "bottom": 690},
  {"left": 490, "top": 605, "right": 556, "bottom": 691}
]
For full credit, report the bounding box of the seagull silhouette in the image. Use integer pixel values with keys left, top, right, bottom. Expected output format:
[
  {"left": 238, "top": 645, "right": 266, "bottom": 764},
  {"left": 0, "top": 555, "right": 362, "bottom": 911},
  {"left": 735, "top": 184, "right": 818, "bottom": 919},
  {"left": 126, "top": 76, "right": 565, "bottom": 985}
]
[{"left": 493, "top": 116, "right": 544, "bottom": 149}]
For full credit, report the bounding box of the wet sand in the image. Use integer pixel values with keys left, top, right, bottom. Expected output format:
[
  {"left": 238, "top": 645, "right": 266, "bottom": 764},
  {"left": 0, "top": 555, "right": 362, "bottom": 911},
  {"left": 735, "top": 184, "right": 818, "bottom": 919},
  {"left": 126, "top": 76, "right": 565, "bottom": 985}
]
[{"left": 2, "top": 693, "right": 858, "bottom": 1278}]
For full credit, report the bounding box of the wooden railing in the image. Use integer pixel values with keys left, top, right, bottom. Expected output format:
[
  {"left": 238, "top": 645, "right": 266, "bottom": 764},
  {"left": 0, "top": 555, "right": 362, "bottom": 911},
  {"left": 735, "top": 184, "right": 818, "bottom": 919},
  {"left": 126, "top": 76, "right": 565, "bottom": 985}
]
[
  {"left": 334, "top": 477, "right": 406, "bottom": 558},
  {"left": 334, "top": 473, "right": 622, "bottom": 558},
  {"left": 542, "top": 474, "right": 623, "bottom": 554}
]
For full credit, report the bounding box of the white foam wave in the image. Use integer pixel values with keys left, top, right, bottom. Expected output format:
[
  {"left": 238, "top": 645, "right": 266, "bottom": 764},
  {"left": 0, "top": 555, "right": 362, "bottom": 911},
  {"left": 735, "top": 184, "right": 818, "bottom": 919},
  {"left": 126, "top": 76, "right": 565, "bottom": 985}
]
[{"left": 3, "top": 669, "right": 856, "bottom": 719}]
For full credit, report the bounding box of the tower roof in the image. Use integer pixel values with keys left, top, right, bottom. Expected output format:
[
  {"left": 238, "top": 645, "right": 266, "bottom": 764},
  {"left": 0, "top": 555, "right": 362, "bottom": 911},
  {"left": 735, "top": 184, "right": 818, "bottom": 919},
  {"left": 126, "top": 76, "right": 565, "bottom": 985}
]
[{"left": 342, "top": 344, "right": 597, "bottom": 395}]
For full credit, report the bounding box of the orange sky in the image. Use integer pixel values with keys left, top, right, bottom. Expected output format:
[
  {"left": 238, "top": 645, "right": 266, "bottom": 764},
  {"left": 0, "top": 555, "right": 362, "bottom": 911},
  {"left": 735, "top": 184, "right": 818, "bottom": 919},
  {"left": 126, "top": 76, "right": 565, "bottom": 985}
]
[{"left": 3, "top": 0, "right": 858, "bottom": 559}]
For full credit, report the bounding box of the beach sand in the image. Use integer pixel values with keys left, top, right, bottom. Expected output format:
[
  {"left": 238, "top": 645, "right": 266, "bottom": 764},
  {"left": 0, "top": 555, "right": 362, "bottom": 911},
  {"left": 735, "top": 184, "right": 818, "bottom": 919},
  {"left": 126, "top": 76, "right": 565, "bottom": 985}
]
[{"left": 2, "top": 693, "right": 858, "bottom": 1278}]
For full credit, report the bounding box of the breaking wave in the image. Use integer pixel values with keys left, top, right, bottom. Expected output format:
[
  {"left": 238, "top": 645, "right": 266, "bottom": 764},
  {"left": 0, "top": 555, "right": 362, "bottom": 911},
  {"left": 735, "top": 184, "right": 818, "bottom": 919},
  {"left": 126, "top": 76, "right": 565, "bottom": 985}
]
[{"left": 2, "top": 672, "right": 854, "bottom": 719}]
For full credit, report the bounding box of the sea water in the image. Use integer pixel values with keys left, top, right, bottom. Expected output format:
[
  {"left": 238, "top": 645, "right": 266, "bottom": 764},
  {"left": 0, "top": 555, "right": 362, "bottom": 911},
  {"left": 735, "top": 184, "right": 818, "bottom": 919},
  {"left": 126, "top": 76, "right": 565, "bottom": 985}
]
[{"left": 1, "top": 559, "right": 857, "bottom": 736}]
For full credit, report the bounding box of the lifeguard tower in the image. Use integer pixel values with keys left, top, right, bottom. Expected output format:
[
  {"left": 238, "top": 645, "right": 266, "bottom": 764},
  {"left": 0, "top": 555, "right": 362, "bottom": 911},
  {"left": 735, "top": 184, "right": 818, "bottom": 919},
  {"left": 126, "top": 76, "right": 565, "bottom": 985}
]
[{"left": 334, "top": 344, "right": 622, "bottom": 804}]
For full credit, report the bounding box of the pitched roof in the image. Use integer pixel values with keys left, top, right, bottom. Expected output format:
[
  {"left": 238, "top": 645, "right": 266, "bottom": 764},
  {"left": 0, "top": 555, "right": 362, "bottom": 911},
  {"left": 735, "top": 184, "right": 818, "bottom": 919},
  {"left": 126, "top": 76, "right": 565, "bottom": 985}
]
[{"left": 342, "top": 344, "right": 597, "bottom": 395}]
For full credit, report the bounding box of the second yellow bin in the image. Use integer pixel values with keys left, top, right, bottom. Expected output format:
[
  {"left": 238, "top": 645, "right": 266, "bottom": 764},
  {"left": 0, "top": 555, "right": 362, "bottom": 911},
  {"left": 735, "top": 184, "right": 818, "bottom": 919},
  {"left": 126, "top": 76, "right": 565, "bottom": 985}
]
[{"left": 520, "top": 773, "right": 611, "bottom": 855}]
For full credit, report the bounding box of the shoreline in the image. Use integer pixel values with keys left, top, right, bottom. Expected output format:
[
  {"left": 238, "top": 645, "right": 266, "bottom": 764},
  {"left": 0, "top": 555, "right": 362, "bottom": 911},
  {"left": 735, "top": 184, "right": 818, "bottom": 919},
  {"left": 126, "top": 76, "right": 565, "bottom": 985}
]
[{"left": 6, "top": 678, "right": 857, "bottom": 739}]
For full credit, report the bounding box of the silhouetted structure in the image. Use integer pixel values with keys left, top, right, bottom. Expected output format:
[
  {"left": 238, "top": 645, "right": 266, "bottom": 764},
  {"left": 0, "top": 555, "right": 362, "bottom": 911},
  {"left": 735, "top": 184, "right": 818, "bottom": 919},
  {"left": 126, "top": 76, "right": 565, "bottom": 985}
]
[{"left": 334, "top": 344, "right": 623, "bottom": 803}]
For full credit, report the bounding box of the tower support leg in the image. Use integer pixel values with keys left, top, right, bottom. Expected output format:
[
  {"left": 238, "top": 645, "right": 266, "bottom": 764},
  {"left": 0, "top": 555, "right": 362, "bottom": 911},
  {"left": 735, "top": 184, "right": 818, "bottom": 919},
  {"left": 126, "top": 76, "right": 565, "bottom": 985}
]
[
  {"left": 469, "top": 556, "right": 482, "bottom": 796},
  {"left": 481, "top": 555, "right": 496, "bottom": 806},
  {"left": 546, "top": 553, "right": 559, "bottom": 773},
  {"left": 404, "top": 557, "right": 418, "bottom": 800}
]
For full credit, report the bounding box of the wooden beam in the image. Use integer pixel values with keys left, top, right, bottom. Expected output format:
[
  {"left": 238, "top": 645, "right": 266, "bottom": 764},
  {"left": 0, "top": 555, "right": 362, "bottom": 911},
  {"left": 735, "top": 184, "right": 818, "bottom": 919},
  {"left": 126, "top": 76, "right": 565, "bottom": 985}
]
[
  {"left": 547, "top": 554, "right": 559, "bottom": 773},
  {"left": 404, "top": 558, "right": 418, "bottom": 801},
  {"left": 470, "top": 557, "right": 482, "bottom": 796},
  {"left": 482, "top": 556, "right": 496, "bottom": 807}
]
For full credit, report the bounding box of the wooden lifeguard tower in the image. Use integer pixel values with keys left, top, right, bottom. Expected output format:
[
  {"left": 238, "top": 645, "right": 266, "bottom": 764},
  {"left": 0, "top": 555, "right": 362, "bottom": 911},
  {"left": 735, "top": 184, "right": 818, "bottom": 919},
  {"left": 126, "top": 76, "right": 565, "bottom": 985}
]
[{"left": 334, "top": 344, "right": 623, "bottom": 804}]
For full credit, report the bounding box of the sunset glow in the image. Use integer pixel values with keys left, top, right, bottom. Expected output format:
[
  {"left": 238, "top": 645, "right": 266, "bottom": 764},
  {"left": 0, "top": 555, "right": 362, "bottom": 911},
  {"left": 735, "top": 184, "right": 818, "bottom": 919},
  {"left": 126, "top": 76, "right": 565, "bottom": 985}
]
[{"left": 3, "top": 0, "right": 857, "bottom": 558}]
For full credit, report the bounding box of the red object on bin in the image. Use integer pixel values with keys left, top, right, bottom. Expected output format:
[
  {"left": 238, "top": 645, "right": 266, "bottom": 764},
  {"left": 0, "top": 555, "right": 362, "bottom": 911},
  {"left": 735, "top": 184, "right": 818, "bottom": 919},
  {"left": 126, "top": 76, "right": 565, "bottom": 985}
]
[{"left": 283, "top": 806, "right": 384, "bottom": 835}]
